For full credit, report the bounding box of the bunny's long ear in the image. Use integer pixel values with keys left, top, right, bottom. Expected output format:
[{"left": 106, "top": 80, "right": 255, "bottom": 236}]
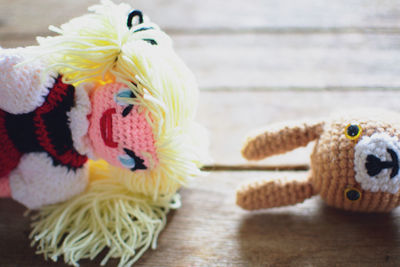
[
  {"left": 242, "top": 120, "right": 324, "bottom": 161},
  {"left": 236, "top": 175, "right": 316, "bottom": 210}
]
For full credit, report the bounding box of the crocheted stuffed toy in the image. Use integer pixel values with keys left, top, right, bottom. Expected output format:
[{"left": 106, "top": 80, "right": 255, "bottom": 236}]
[
  {"left": 237, "top": 109, "right": 400, "bottom": 213},
  {"left": 0, "top": 1, "right": 208, "bottom": 266}
]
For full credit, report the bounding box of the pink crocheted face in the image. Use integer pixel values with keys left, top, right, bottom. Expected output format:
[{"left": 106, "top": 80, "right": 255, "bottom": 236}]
[{"left": 88, "top": 83, "right": 157, "bottom": 171}]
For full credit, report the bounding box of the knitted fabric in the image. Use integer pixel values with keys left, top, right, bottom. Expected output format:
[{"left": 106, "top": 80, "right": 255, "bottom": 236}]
[
  {"left": 68, "top": 82, "right": 94, "bottom": 158},
  {"left": 0, "top": 73, "right": 89, "bottom": 209},
  {"left": 0, "top": 110, "right": 22, "bottom": 177},
  {"left": 9, "top": 152, "right": 88, "bottom": 209},
  {"left": 0, "top": 76, "right": 88, "bottom": 173},
  {"left": 354, "top": 133, "right": 400, "bottom": 194},
  {"left": 242, "top": 120, "right": 323, "bottom": 160},
  {"left": 237, "top": 110, "right": 400, "bottom": 213},
  {"left": 311, "top": 111, "right": 400, "bottom": 212},
  {"left": 0, "top": 176, "right": 11, "bottom": 197},
  {"left": 236, "top": 176, "right": 315, "bottom": 210},
  {"left": 16, "top": 1, "right": 209, "bottom": 266},
  {"left": 88, "top": 82, "right": 157, "bottom": 170},
  {"left": 0, "top": 48, "right": 54, "bottom": 114}
]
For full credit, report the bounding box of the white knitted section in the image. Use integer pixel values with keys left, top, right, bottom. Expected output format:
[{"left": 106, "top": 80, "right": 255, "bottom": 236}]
[
  {"left": 354, "top": 133, "right": 400, "bottom": 194},
  {"left": 0, "top": 48, "right": 56, "bottom": 114},
  {"left": 68, "top": 82, "right": 95, "bottom": 159},
  {"left": 9, "top": 152, "right": 88, "bottom": 209}
]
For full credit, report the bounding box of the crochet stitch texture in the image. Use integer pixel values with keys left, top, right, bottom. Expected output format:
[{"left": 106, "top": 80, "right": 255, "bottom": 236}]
[
  {"left": 0, "top": 1, "right": 209, "bottom": 266},
  {"left": 237, "top": 110, "right": 400, "bottom": 212}
]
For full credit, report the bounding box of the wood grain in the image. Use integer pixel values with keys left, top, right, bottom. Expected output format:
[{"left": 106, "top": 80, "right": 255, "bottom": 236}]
[
  {"left": 3, "top": 33, "right": 400, "bottom": 90},
  {"left": 1, "top": 0, "right": 400, "bottom": 37},
  {"left": 174, "top": 33, "right": 400, "bottom": 89},
  {"left": 197, "top": 90, "right": 400, "bottom": 166},
  {"left": 1, "top": 0, "right": 400, "bottom": 266},
  {"left": 2, "top": 1, "right": 400, "bottom": 90},
  {"left": 130, "top": 0, "right": 400, "bottom": 32},
  {"left": 2, "top": 171, "right": 400, "bottom": 267}
]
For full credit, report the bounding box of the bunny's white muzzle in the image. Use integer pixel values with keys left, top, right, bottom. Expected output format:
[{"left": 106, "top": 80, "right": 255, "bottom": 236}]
[{"left": 354, "top": 133, "right": 400, "bottom": 194}]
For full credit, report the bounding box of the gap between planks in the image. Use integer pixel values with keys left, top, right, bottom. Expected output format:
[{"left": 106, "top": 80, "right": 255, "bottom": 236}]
[
  {"left": 201, "top": 86, "right": 400, "bottom": 92},
  {"left": 201, "top": 164, "right": 309, "bottom": 172},
  {"left": 166, "top": 27, "right": 400, "bottom": 35}
]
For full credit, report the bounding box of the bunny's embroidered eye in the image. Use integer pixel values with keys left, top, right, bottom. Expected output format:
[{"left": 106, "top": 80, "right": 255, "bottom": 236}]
[
  {"left": 345, "top": 123, "right": 362, "bottom": 140},
  {"left": 344, "top": 187, "right": 362, "bottom": 202}
]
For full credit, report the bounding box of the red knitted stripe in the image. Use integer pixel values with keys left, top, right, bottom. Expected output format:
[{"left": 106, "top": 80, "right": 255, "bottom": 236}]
[
  {"left": 0, "top": 110, "right": 22, "bottom": 177},
  {"left": 34, "top": 77, "right": 87, "bottom": 168},
  {"left": 38, "top": 76, "right": 69, "bottom": 113}
]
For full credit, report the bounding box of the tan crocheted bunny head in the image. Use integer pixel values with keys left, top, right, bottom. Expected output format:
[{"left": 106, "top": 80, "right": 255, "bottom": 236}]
[
  {"left": 237, "top": 109, "right": 400, "bottom": 213},
  {"left": 311, "top": 111, "right": 400, "bottom": 212}
]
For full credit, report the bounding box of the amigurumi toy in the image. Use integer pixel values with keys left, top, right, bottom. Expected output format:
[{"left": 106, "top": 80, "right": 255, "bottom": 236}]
[
  {"left": 237, "top": 109, "right": 400, "bottom": 213},
  {"left": 0, "top": 1, "right": 209, "bottom": 266}
]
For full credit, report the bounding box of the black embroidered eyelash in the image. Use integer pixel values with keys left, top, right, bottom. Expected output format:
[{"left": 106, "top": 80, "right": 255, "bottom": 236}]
[
  {"left": 127, "top": 9, "right": 158, "bottom": 45},
  {"left": 122, "top": 105, "right": 134, "bottom": 117},
  {"left": 118, "top": 88, "right": 135, "bottom": 117},
  {"left": 123, "top": 148, "right": 147, "bottom": 171}
]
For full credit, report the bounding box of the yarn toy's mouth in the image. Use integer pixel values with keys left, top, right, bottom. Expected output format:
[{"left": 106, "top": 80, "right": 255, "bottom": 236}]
[
  {"left": 354, "top": 133, "right": 400, "bottom": 194},
  {"left": 100, "top": 108, "right": 118, "bottom": 148},
  {"left": 366, "top": 148, "right": 399, "bottom": 178}
]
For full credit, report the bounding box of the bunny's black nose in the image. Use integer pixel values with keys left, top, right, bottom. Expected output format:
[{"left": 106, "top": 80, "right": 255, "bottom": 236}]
[{"left": 365, "top": 148, "right": 399, "bottom": 178}]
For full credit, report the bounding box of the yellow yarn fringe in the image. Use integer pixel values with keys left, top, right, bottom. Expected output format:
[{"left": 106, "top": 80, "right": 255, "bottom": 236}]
[{"left": 30, "top": 160, "right": 181, "bottom": 267}]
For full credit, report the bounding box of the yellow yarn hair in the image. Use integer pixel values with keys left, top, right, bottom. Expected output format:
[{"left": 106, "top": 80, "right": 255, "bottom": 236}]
[
  {"left": 31, "top": 160, "right": 182, "bottom": 267},
  {"left": 28, "top": 1, "right": 209, "bottom": 266}
]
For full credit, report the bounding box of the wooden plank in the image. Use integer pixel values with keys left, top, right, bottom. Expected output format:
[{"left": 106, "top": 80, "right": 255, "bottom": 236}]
[
  {"left": 132, "top": 0, "right": 400, "bottom": 32},
  {"left": 2, "top": 171, "right": 400, "bottom": 266},
  {"left": 138, "top": 171, "right": 400, "bottom": 267},
  {"left": 0, "top": 0, "right": 99, "bottom": 38},
  {"left": 174, "top": 33, "right": 400, "bottom": 89},
  {"left": 1, "top": 0, "right": 400, "bottom": 37},
  {"left": 3, "top": 33, "right": 400, "bottom": 89},
  {"left": 197, "top": 90, "right": 400, "bottom": 166}
]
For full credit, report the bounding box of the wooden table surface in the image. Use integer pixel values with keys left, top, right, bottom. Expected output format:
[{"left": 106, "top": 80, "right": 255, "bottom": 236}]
[{"left": 1, "top": 0, "right": 400, "bottom": 266}]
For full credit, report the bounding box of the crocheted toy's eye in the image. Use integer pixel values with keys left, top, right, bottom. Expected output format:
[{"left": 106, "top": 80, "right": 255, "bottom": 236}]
[
  {"left": 123, "top": 148, "right": 147, "bottom": 171},
  {"left": 344, "top": 187, "right": 362, "bottom": 202},
  {"left": 114, "top": 89, "right": 134, "bottom": 117},
  {"left": 115, "top": 89, "right": 134, "bottom": 105},
  {"left": 345, "top": 123, "right": 362, "bottom": 140},
  {"left": 118, "top": 154, "right": 136, "bottom": 169}
]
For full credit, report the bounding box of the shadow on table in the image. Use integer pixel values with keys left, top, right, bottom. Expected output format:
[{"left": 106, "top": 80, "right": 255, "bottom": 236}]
[
  {"left": 237, "top": 197, "right": 400, "bottom": 266},
  {"left": 0, "top": 198, "right": 179, "bottom": 267}
]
